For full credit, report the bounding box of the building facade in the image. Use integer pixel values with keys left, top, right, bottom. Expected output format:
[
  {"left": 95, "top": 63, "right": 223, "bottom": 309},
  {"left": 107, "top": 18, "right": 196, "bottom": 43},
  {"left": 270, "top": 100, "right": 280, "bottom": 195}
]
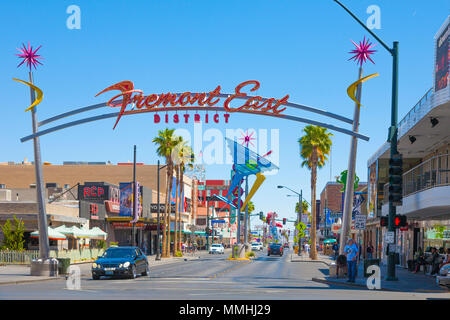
[{"left": 366, "top": 16, "right": 450, "bottom": 266}]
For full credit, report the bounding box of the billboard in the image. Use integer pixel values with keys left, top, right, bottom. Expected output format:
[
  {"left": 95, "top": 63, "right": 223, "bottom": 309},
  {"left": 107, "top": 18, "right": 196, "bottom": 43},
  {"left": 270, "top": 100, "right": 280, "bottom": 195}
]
[
  {"left": 119, "top": 183, "right": 132, "bottom": 217},
  {"left": 367, "top": 161, "right": 378, "bottom": 218},
  {"left": 119, "top": 182, "right": 142, "bottom": 217},
  {"left": 435, "top": 19, "right": 449, "bottom": 92}
]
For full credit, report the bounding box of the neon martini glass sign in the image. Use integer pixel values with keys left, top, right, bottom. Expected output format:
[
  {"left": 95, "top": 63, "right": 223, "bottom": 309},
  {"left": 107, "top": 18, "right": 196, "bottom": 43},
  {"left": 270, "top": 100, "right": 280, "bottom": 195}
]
[{"left": 95, "top": 80, "right": 289, "bottom": 129}]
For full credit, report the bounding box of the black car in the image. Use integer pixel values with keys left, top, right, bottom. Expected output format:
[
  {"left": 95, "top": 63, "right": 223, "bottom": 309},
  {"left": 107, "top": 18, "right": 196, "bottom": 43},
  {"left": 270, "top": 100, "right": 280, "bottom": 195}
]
[
  {"left": 267, "top": 243, "right": 283, "bottom": 256},
  {"left": 92, "top": 247, "right": 149, "bottom": 280}
]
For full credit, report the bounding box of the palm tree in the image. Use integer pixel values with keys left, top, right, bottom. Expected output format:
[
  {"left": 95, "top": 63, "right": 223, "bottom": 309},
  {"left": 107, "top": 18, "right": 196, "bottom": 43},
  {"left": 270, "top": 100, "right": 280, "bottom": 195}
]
[
  {"left": 298, "top": 125, "right": 333, "bottom": 260},
  {"left": 247, "top": 201, "right": 255, "bottom": 241},
  {"left": 178, "top": 143, "right": 194, "bottom": 252},
  {"left": 153, "top": 128, "right": 180, "bottom": 258},
  {"left": 295, "top": 200, "right": 309, "bottom": 215}
]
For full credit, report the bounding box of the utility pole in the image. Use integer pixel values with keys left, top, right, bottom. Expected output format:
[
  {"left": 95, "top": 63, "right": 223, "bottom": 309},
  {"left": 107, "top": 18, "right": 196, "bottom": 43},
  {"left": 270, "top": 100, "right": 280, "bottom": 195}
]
[
  {"left": 155, "top": 160, "right": 167, "bottom": 260},
  {"left": 333, "top": 0, "right": 399, "bottom": 280},
  {"left": 132, "top": 145, "right": 137, "bottom": 247},
  {"left": 206, "top": 200, "right": 210, "bottom": 252}
]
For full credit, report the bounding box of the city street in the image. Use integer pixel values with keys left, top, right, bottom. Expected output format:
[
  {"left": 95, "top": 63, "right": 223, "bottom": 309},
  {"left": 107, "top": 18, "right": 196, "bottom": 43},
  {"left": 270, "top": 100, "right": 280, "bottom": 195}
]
[{"left": 1, "top": 248, "right": 448, "bottom": 300}]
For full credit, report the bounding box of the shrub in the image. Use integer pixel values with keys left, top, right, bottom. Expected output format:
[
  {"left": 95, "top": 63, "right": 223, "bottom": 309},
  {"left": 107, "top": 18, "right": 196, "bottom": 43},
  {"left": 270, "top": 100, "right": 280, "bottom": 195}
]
[
  {"left": 246, "top": 251, "right": 255, "bottom": 258},
  {"left": 175, "top": 251, "right": 183, "bottom": 257}
]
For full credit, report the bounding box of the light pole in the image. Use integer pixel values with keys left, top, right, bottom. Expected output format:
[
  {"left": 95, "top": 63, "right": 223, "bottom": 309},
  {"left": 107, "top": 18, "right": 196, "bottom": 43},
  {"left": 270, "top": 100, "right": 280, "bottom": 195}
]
[
  {"left": 278, "top": 185, "right": 305, "bottom": 256},
  {"left": 333, "top": 0, "right": 399, "bottom": 280},
  {"left": 156, "top": 160, "right": 167, "bottom": 260}
]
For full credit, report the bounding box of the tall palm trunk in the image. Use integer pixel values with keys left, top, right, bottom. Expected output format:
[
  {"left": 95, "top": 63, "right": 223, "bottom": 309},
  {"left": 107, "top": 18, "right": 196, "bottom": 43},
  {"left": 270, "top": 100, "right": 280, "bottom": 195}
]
[
  {"left": 166, "top": 164, "right": 174, "bottom": 256},
  {"left": 174, "top": 164, "right": 180, "bottom": 255},
  {"left": 162, "top": 167, "right": 170, "bottom": 258},
  {"left": 310, "top": 147, "right": 318, "bottom": 260},
  {"left": 178, "top": 165, "right": 184, "bottom": 252}
]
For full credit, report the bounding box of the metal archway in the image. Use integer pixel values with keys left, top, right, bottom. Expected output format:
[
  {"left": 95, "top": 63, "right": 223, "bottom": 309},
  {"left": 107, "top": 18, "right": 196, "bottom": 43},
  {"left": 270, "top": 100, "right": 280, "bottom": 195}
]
[{"left": 20, "top": 92, "right": 369, "bottom": 143}]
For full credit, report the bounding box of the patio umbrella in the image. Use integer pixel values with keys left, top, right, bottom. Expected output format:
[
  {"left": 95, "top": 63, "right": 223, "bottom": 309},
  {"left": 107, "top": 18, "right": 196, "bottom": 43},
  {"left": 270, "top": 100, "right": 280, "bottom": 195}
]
[
  {"left": 323, "top": 239, "right": 337, "bottom": 244},
  {"left": 30, "top": 227, "right": 67, "bottom": 240},
  {"left": 66, "top": 226, "right": 90, "bottom": 238},
  {"left": 53, "top": 225, "right": 72, "bottom": 235},
  {"left": 87, "top": 227, "right": 107, "bottom": 239}
]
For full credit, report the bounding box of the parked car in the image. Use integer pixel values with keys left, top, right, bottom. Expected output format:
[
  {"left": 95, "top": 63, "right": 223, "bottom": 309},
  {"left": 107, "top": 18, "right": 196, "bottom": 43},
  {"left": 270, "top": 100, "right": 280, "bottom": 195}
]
[
  {"left": 267, "top": 243, "right": 283, "bottom": 256},
  {"left": 436, "top": 264, "right": 450, "bottom": 288},
  {"left": 209, "top": 244, "right": 225, "bottom": 254},
  {"left": 92, "top": 247, "right": 149, "bottom": 280},
  {"left": 251, "top": 242, "right": 263, "bottom": 251}
]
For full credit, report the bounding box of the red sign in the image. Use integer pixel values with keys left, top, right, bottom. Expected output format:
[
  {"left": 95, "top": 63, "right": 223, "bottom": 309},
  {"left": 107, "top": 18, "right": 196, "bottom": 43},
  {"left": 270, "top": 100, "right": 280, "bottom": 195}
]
[
  {"left": 83, "top": 186, "right": 104, "bottom": 198},
  {"left": 112, "top": 222, "right": 145, "bottom": 229},
  {"left": 96, "top": 80, "right": 289, "bottom": 129},
  {"left": 105, "top": 200, "right": 120, "bottom": 213}
]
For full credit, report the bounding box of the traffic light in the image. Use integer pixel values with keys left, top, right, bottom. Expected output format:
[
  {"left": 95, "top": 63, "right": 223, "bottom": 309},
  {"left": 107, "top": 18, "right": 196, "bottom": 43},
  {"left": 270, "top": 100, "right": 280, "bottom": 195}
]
[
  {"left": 389, "top": 153, "right": 403, "bottom": 206},
  {"left": 394, "top": 215, "right": 407, "bottom": 228},
  {"left": 259, "top": 211, "right": 264, "bottom": 220},
  {"left": 380, "top": 216, "right": 388, "bottom": 227},
  {"left": 283, "top": 218, "right": 286, "bottom": 225}
]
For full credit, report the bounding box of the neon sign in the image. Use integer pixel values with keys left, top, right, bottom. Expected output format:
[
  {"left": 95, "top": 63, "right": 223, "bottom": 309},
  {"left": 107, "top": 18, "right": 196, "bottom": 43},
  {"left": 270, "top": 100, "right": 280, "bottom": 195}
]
[{"left": 95, "top": 80, "right": 289, "bottom": 129}]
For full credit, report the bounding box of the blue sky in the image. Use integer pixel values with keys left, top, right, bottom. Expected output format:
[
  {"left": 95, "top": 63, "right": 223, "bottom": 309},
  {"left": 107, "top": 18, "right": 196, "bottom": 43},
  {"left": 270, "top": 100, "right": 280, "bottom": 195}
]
[{"left": 0, "top": 0, "right": 448, "bottom": 228}]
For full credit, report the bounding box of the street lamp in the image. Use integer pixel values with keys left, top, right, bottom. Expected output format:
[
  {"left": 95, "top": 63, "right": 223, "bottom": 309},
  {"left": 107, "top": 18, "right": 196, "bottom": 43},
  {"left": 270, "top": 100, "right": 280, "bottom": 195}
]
[
  {"left": 278, "top": 185, "right": 304, "bottom": 256},
  {"left": 333, "top": 0, "right": 399, "bottom": 281},
  {"left": 156, "top": 160, "right": 167, "bottom": 261}
]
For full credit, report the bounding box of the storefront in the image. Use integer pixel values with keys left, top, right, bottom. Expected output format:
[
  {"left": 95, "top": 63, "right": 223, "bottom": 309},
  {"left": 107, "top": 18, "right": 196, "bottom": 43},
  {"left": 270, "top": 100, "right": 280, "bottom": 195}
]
[{"left": 423, "top": 221, "right": 450, "bottom": 253}]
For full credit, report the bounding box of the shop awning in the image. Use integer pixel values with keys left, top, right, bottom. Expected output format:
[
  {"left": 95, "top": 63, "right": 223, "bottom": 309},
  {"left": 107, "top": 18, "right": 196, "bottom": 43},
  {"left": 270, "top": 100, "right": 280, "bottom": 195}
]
[
  {"left": 90, "top": 227, "right": 108, "bottom": 239},
  {"left": 30, "top": 227, "right": 67, "bottom": 240}
]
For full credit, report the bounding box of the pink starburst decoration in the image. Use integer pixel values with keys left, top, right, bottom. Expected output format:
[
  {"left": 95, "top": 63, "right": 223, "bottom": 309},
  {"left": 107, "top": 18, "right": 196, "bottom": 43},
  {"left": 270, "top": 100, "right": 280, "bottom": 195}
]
[
  {"left": 16, "top": 43, "right": 44, "bottom": 71},
  {"left": 348, "top": 37, "right": 376, "bottom": 66},
  {"left": 239, "top": 129, "right": 256, "bottom": 147}
]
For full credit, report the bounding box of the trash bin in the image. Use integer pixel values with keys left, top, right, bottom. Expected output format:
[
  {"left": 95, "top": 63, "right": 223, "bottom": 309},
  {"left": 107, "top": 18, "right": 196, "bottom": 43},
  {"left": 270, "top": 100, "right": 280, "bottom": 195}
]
[
  {"left": 363, "top": 258, "right": 380, "bottom": 277},
  {"left": 57, "top": 258, "right": 71, "bottom": 275}
]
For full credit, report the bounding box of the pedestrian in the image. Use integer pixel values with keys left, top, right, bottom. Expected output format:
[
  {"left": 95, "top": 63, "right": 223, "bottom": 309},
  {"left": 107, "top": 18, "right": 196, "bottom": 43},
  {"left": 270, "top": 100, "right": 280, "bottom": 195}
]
[
  {"left": 366, "top": 242, "right": 374, "bottom": 259},
  {"left": 344, "top": 238, "right": 359, "bottom": 283},
  {"left": 413, "top": 247, "right": 425, "bottom": 273},
  {"left": 440, "top": 248, "right": 450, "bottom": 269},
  {"left": 332, "top": 242, "right": 339, "bottom": 260},
  {"left": 305, "top": 242, "right": 310, "bottom": 254},
  {"left": 429, "top": 247, "right": 441, "bottom": 276}
]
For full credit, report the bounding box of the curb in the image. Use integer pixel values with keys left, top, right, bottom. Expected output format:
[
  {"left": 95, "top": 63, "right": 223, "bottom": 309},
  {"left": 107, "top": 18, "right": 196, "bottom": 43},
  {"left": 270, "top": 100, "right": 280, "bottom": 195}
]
[
  {"left": 0, "top": 276, "right": 65, "bottom": 286},
  {"left": 290, "top": 257, "right": 331, "bottom": 266},
  {"left": 312, "top": 277, "right": 401, "bottom": 292}
]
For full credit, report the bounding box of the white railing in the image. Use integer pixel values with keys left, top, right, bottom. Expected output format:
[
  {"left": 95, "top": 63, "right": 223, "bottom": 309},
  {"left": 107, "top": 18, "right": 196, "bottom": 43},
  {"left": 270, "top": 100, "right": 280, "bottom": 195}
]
[
  {"left": 403, "top": 153, "right": 450, "bottom": 197},
  {"left": 0, "top": 250, "right": 40, "bottom": 264}
]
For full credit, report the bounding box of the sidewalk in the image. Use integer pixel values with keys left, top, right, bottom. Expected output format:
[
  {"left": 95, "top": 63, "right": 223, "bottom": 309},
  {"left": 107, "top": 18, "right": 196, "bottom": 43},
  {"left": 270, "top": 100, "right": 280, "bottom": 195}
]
[
  {"left": 290, "top": 252, "right": 334, "bottom": 265},
  {"left": 0, "top": 249, "right": 223, "bottom": 285},
  {"left": 310, "top": 256, "right": 449, "bottom": 293}
]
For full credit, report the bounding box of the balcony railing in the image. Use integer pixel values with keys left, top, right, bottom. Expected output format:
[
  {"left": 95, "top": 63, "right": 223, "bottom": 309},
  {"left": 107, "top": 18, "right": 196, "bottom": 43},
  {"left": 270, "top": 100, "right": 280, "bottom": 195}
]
[{"left": 403, "top": 153, "right": 450, "bottom": 197}]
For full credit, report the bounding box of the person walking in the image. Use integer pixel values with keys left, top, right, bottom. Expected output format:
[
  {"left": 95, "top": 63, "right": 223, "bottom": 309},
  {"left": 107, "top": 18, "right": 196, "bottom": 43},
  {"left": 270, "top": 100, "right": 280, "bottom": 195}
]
[
  {"left": 366, "top": 242, "right": 374, "bottom": 259},
  {"left": 332, "top": 242, "right": 339, "bottom": 260},
  {"left": 429, "top": 247, "right": 441, "bottom": 276},
  {"left": 304, "top": 242, "right": 310, "bottom": 254},
  {"left": 344, "top": 238, "right": 359, "bottom": 283}
]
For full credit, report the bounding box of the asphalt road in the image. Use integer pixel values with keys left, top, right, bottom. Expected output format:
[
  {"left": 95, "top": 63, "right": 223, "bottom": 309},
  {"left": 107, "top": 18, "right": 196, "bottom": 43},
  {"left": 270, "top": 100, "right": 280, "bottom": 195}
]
[{"left": 0, "top": 248, "right": 449, "bottom": 300}]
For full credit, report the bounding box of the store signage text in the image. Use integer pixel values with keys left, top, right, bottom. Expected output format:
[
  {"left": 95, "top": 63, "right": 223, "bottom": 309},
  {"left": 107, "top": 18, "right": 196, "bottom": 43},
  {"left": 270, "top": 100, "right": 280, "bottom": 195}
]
[{"left": 96, "top": 80, "right": 290, "bottom": 129}]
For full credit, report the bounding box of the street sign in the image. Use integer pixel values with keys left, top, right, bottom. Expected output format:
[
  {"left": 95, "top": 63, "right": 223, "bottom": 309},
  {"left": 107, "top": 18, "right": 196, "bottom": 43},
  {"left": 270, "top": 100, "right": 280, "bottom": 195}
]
[
  {"left": 385, "top": 231, "right": 395, "bottom": 244},
  {"left": 197, "top": 185, "right": 205, "bottom": 191},
  {"left": 211, "top": 220, "right": 225, "bottom": 224},
  {"left": 354, "top": 214, "right": 367, "bottom": 230}
]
